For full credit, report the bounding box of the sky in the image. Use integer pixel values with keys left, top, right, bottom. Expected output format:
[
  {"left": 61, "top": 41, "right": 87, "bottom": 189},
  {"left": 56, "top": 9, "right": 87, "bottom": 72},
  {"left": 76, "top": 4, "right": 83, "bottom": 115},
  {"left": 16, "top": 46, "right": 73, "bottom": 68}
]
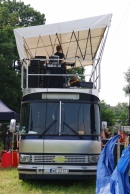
[{"left": 21, "top": 0, "right": 130, "bottom": 106}]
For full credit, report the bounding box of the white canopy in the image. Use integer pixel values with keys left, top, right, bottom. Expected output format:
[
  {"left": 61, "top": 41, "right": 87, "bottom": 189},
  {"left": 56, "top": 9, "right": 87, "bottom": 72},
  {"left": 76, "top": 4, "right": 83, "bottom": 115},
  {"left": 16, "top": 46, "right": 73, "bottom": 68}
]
[{"left": 14, "top": 14, "right": 112, "bottom": 67}]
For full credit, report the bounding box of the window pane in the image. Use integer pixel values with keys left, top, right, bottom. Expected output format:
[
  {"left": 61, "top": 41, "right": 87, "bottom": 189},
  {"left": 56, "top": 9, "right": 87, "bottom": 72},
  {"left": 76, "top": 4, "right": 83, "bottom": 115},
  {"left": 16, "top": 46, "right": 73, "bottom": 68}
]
[
  {"left": 21, "top": 102, "right": 59, "bottom": 134},
  {"left": 21, "top": 101, "right": 100, "bottom": 135}
]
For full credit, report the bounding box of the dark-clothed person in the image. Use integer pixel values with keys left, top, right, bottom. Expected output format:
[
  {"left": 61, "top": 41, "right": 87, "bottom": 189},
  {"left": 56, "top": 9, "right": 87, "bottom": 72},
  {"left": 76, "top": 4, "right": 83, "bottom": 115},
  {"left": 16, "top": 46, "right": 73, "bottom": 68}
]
[{"left": 54, "top": 45, "right": 65, "bottom": 63}]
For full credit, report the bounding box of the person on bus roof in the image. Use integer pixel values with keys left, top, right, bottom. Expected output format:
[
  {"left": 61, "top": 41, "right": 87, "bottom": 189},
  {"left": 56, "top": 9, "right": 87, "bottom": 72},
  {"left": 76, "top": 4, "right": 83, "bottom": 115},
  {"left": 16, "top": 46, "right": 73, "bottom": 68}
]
[
  {"left": 54, "top": 45, "right": 65, "bottom": 63},
  {"left": 69, "top": 76, "right": 80, "bottom": 87}
]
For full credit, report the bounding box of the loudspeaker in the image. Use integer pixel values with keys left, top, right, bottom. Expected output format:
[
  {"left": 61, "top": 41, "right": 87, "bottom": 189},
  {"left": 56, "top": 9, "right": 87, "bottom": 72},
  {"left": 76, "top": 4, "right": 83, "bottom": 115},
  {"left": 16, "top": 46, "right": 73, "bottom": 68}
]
[
  {"left": 28, "top": 66, "right": 40, "bottom": 88},
  {"left": 41, "top": 67, "right": 65, "bottom": 88},
  {"left": 28, "top": 56, "right": 46, "bottom": 88},
  {"left": 35, "top": 56, "right": 47, "bottom": 68},
  {"left": 30, "top": 59, "right": 40, "bottom": 66}
]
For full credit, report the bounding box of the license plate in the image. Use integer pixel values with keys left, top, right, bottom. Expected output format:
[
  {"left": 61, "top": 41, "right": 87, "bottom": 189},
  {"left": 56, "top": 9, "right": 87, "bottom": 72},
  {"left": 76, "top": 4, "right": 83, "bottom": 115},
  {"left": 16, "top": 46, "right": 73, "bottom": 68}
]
[{"left": 50, "top": 168, "right": 68, "bottom": 174}]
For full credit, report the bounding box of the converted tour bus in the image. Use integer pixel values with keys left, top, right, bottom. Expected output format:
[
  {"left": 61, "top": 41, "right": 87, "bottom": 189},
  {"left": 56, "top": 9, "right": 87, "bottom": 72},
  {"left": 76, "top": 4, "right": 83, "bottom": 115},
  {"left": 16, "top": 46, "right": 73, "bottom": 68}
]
[{"left": 11, "top": 14, "right": 112, "bottom": 180}]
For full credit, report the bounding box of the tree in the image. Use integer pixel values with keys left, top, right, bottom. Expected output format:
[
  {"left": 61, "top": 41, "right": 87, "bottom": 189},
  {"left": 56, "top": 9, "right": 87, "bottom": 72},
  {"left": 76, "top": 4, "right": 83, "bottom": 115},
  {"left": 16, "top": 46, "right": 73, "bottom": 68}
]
[
  {"left": 0, "top": 0, "right": 46, "bottom": 28},
  {"left": 100, "top": 101, "right": 128, "bottom": 128},
  {"left": 0, "top": 0, "right": 46, "bottom": 113},
  {"left": 0, "top": 0, "right": 46, "bottom": 68},
  {"left": 123, "top": 67, "right": 130, "bottom": 125},
  {"left": 100, "top": 100, "right": 116, "bottom": 127},
  {"left": 113, "top": 102, "right": 128, "bottom": 126},
  {"left": 123, "top": 67, "right": 130, "bottom": 95},
  {"left": 0, "top": 56, "right": 22, "bottom": 113}
]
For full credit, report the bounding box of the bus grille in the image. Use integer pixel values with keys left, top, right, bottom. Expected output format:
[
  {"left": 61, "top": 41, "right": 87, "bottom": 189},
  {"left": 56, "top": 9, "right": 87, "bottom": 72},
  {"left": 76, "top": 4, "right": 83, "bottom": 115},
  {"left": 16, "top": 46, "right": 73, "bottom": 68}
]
[{"left": 31, "top": 155, "right": 98, "bottom": 163}]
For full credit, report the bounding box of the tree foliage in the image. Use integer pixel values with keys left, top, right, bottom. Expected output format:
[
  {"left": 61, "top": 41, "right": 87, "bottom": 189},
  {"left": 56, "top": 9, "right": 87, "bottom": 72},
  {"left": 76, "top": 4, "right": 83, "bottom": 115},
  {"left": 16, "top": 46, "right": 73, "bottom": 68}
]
[
  {"left": 67, "top": 67, "right": 85, "bottom": 81},
  {"left": 0, "top": 0, "right": 46, "bottom": 114},
  {"left": 123, "top": 67, "right": 130, "bottom": 95},
  {"left": 100, "top": 100, "right": 128, "bottom": 127},
  {"left": 0, "top": 0, "right": 46, "bottom": 28},
  {"left": 100, "top": 100, "right": 116, "bottom": 127},
  {"left": 112, "top": 102, "right": 128, "bottom": 126},
  {"left": 0, "top": 56, "right": 22, "bottom": 113}
]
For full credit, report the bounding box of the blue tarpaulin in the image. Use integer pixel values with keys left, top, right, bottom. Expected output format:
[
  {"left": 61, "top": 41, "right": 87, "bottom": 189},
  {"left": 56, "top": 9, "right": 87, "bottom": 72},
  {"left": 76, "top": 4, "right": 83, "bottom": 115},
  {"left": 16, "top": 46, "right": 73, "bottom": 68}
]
[
  {"left": 110, "top": 145, "right": 130, "bottom": 194},
  {"left": 96, "top": 135, "right": 130, "bottom": 194},
  {"left": 96, "top": 135, "right": 120, "bottom": 194}
]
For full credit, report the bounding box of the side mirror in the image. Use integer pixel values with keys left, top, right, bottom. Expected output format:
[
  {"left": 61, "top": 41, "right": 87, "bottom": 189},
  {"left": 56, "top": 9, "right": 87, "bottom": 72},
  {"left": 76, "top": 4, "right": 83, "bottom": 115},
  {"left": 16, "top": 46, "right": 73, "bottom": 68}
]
[{"left": 9, "top": 119, "right": 16, "bottom": 133}]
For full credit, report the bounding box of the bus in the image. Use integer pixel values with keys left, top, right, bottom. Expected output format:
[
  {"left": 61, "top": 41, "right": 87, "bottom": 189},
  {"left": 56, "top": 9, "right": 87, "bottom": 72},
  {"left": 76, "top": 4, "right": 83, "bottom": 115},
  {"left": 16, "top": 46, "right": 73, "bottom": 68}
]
[{"left": 11, "top": 14, "right": 112, "bottom": 180}]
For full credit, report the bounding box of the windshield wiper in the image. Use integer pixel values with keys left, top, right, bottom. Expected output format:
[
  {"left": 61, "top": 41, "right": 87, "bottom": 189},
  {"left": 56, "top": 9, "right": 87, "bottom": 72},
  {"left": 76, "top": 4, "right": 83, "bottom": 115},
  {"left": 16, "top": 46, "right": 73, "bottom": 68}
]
[
  {"left": 63, "top": 122, "right": 83, "bottom": 139},
  {"left": 39, "top": 120, "right": 57, "bottom": 137}
]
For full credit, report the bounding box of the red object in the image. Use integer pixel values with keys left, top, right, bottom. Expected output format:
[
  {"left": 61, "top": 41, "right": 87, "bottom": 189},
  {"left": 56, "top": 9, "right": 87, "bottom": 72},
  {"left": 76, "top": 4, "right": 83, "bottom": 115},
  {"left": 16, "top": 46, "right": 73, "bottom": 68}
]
[
  {"left": 120, "top": 132, "right": 127, "bottom": 143},
  {"left": 1, "top": 151, "right": 18, "bottom": 168}
]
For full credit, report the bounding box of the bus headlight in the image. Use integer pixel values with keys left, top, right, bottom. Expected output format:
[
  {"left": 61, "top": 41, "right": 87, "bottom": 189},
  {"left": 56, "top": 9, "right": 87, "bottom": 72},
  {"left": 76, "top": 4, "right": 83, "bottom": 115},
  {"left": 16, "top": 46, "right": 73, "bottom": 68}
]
[
  {"left": 89, "top": 155, "right": 99, "bottom": 163},
  {"left": 20, "top": 154, "right": 31, "bottom": 163}
]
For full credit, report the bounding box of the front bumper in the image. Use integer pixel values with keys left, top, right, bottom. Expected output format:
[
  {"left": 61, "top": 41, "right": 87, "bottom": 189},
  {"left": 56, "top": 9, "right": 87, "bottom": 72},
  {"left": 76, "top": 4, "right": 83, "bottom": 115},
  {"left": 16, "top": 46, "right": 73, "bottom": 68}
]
[{"left": 18, "top": 164, "right": 97, "bottom": 180}]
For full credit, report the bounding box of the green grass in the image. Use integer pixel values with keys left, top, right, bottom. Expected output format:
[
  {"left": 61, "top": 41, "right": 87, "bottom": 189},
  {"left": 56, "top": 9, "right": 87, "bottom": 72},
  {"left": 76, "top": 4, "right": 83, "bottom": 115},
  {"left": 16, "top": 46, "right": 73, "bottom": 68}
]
[{"left": 0, "top": 168, "right": 96, "bottom": 194}]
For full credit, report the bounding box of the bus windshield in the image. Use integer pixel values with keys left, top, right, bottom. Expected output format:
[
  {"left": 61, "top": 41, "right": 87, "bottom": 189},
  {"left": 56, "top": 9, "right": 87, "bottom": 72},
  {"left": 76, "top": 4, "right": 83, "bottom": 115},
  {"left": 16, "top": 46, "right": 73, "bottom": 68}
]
[{"left": 21, "top": 101, "right": 100, "bottom": 135}]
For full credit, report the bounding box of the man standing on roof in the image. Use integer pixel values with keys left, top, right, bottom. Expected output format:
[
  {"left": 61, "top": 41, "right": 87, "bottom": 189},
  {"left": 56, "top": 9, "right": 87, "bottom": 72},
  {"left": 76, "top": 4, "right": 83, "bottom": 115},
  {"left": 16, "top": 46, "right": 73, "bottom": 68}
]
[
  {"left": 54, "top": 45, "right": 67, "bottom": 86},
  {"left": 54, "top": 45, "right": 65, "bottom": 63}
]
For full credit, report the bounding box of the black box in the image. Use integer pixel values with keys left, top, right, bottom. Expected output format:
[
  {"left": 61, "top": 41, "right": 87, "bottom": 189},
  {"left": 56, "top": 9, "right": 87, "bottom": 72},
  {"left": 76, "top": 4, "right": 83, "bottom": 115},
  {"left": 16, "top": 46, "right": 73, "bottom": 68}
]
[
  {"left": 80, "top": 82, "right": 93, "bottom": 88},
  {"left": 28, "top": 66, "right": 40, "bottom": 88},
  {"left": 41, "top": 67, "right": 65, "bottom": 88}
]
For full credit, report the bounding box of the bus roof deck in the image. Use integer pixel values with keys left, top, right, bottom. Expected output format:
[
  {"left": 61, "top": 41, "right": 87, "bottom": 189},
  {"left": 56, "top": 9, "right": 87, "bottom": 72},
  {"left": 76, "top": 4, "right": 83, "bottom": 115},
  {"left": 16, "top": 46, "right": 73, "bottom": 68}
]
[{"left": 14, "top": 14, "right": 112, "bottom": 94}]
